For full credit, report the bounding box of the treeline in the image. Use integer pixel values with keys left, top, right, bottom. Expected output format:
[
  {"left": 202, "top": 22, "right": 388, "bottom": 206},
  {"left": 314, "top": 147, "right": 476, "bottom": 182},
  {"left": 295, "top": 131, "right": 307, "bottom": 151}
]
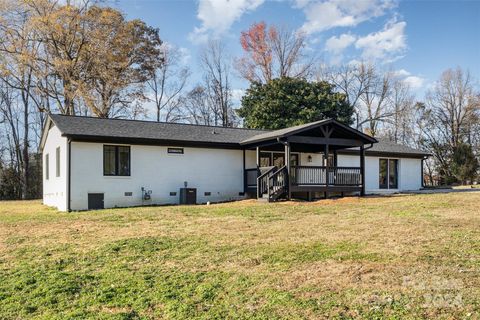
[{"left": 0, "top": 1, "right": 479, "bottom": 199}]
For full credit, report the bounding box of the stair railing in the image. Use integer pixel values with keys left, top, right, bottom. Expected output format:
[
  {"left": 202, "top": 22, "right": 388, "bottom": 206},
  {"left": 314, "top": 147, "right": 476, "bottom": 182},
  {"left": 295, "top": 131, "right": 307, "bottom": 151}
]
[
  {"left": 257, "top": 166, "right": 277, "bottom": 198},
  {"left": 267, "top": 165, "right": 288, "bottom": 201}
]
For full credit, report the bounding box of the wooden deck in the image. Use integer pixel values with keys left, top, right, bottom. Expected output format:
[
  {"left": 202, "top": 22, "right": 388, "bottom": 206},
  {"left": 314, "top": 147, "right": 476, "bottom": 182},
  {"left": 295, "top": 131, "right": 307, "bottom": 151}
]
[{"left": 245, "top": 166, "right": 363, "bottom": 201}]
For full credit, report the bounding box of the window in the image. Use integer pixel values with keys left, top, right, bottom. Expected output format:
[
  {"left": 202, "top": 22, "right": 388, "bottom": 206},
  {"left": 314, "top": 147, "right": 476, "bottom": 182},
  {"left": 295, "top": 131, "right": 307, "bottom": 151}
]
[
  {"left": 103, "top": 145, "right": 130, "bottom": 176},
  {"left": 260, "top": 152, "right": 271, "bottom": 167},
  {"left": 379, "top": 159, "right": 398, "bottom": 189},
  {"left": 259, "top": 152, "right": 299, "bottom": 167},
  {"left": 56, "top": 147, "right": 60, "bottom": 177},
  {"left": 45, "top": 153, "right": 49, "bottom": 180},
  {"left": 168, "top": 147, "right": 184, "bottom": 154}
]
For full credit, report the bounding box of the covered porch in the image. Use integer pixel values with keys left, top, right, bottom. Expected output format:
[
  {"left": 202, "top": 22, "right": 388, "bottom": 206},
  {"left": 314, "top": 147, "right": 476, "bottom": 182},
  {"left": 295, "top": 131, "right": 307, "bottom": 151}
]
[{"left": 241, "top": 119, "right": 377, "bottom": 202}]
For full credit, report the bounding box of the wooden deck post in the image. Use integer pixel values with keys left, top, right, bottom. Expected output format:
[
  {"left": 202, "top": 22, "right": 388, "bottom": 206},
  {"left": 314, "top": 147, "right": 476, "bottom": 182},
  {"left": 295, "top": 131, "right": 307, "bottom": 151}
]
[
  {"left": 421, "top": 157, "right": 424, "bottom": 188},
  {"left": 285, "top": 142, "right": 291, "bottom": 200},
  {"left": 243, "top": 149, "right": 246, "bottom": 194},
  {"left": 256, "top": 147, "right": 260, "bottom": 199},
  {"left": 325, "top": 143, "right": 329, "bottom": 199},
  {"left": 360, "top": 145, "right": 365, "bottom": 196},
  {"left": 256, "top": 147, "right": 260, "bottom": 171}
]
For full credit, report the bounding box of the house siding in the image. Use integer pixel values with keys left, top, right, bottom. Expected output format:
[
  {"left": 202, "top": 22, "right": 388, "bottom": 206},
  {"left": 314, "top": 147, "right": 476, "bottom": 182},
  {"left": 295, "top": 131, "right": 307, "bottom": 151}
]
[
  {"left": 42, "top": 136, "right": 423, "bottom": 211},
  {"left": 337, "top": 154, "right": 422, "bottom": 193},
  {"left": 70, "top": 142, "right": 248, "bottom": 210},
  {"left": 42, "top": 125, "right": 68, "bottom": 211}
]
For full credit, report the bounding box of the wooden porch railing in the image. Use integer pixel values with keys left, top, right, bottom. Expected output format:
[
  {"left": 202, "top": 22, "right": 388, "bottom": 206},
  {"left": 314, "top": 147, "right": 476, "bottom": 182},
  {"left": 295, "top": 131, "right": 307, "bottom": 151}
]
[
  {"left": 330, "top": 167, "right": 362, "bottom": 186},
  {"left": 257, "top": 166, "right": 276, "bottom": 198},
  {"left": 245, "top": 168, "right": 258, "bottom": 189},
  {"left": 291, "top": 166, "right": 361, "bottom": 186},
  {"left": 245, "top": 165, "right": 362, "bottom": 199},
  {"left": 267, "top": 165, "right": 288, "bottom": 201}
]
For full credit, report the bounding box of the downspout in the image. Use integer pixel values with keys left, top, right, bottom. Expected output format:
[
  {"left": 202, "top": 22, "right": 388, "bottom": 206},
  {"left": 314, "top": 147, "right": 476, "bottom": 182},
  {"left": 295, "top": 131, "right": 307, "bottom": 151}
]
[
  {"left": 67, "top": 138, "right": 71, "bottom": 212},
  {"left": 421, "top": 155, "right": 429, "bottom": 188},
  {"left": 360, "top": 142, "right": 375, "bottom": 197},
  {"left": 364, "top": 142, "right": 374, "bottom": 151}
]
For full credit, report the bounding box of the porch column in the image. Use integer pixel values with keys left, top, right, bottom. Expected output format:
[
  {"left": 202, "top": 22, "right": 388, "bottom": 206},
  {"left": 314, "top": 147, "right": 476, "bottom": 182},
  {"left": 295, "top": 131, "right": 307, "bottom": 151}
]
[
  {"left": 421, "top": 157, "right": 424, "bottom": 188},
  {"left": 285, "top": 142, "right": 291, "bottom": 200},
  {"left": 256, "top": 147, "right": 260, "bottom": 199},
  {"left": 325, "top": 144, "right": 329, "bottom": 199},
  {"left": 243, "top": 149, "right": 246, "bottom": 194},
  {"left": 360, "top": 145, "right": 365, "bottom": 196},
  {"left": 256, "top": 147, "right": 260, "bottom": 171}
]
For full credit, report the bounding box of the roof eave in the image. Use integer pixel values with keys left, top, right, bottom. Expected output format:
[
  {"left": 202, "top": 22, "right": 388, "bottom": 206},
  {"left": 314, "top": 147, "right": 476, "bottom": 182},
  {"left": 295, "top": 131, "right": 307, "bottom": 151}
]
[{"left": 64, "top": 134, "right": 244, "bottom": 150}]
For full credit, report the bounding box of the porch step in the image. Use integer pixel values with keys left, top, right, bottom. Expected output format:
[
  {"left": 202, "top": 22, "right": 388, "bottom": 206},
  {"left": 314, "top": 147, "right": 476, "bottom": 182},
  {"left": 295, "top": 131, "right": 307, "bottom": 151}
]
[{"left": 257, "top": 193, "right": 269, "bottom": 202}]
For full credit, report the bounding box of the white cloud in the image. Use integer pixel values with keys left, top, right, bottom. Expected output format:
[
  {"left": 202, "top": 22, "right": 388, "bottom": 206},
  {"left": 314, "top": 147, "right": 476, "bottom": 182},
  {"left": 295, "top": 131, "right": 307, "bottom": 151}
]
[
  {"left": 189, "top": 0, "right": 265, "bottom": 43},
  {"left": 178, "top": 47, "right": 191, "bottom": 65},
  {"left": 355, "top": 20, "right": 407, "bottom": 62},
  {"left": 298, "top": 0, "right": 396, "bottom": 34},
  {"left": 392, "top": 69, "right": 425, "bottom": 89},
  {"left": 403, "top": 76, "right": 425, "bottom": 89},
  {"left": 231, "top": 89, "right": 245, "bottom": 104},
  {"left": 392, "top": 69, "right": 410, "bottom": 77},
  {"left": 325, "top": 33, "right": 356, "bottom": 54}
]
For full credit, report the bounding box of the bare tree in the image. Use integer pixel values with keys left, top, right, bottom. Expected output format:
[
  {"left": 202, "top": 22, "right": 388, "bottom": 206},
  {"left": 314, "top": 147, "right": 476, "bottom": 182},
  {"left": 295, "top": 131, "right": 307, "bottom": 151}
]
[
  {"left": 236, "top": 22, "right": 314, "bottom": 83},
  {"left": 319, "top": 62, "right": 394, "bottom": 136},
  {"left": 200, "top": 40, "right": 235, "bottom": 127},
  {"left": 0, "top": 2, "right": 46, "bottom": 199},
  {"left": 388, "top": 79, "right": 415, "bottom": 144},
  {"left": 417, "top": 68, "right": 480, "bottom": 183},
  {"left": 148, "top": 44, "right": 190, "bottom": 122},
  {"left": 318, "top": 62, "right": 372, "bottom": 129},
  {"left": 184, "top": 86, "right": 214, "bottom": 125},
  {"left": 426, "top": 68, "right": 479, "bottom": 149}
]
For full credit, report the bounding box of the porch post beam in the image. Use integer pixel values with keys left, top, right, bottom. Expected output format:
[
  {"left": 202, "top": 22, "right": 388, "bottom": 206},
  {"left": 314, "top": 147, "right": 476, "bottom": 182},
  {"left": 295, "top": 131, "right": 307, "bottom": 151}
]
[
  {"left": 325, "top": 143, "right": 329, "bottom": 199},
  {"left": 285, "top": 142, "right": 291, "bottom": 200},
  {"left": 286, "top": 136, "right": 363, "bottom": 146},
  {"left": 243, "top": 149, "right": 246, "bottom": 193},
  {"left": 256, "top": 147, "right": 260, "bottom": 199},
  {"left": 360, "top": 145, "right": 366, "bottom": 196}
]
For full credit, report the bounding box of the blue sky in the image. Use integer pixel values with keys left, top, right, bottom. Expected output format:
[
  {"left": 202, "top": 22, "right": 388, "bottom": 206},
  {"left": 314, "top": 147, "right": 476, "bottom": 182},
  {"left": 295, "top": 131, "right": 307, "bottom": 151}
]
[{"left": 113, "top": 0, "right": 480, "bottom": 100}]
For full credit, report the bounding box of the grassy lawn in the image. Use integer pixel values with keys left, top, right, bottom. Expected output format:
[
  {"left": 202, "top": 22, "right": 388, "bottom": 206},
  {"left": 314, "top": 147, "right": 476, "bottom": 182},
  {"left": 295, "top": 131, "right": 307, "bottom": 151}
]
[{"left": 1, "top": 193, "right": 479, "bottom": 319}]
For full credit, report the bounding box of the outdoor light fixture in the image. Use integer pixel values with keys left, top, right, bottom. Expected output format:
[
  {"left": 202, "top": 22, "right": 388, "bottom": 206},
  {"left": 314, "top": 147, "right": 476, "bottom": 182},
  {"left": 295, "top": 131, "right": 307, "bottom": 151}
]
[{"left": 308, "top": 155, "right": 312, "bottom": 162}]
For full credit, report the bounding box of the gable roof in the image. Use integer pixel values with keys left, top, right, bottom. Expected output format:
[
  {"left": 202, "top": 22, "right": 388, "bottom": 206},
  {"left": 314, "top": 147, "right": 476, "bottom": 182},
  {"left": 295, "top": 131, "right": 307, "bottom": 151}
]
[
  {"left": 240, "top": 118, "right": 377, "bottom": 145},
  {"left": 42, "top": 114, "right": 429, "bottom": 157}
]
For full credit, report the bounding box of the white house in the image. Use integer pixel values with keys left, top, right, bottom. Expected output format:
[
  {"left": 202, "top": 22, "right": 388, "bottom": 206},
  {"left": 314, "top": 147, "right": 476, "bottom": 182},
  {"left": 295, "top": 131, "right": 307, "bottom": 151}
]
[{"left": 40, "top": 114, "right": 430, "bottom": 211}]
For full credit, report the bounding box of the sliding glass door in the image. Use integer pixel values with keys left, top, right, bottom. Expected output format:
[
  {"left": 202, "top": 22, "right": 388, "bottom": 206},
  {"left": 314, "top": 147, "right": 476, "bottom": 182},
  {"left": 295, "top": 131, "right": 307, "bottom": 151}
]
[{"left": 379, "top": 159, "right": 398, "bottom": 189}]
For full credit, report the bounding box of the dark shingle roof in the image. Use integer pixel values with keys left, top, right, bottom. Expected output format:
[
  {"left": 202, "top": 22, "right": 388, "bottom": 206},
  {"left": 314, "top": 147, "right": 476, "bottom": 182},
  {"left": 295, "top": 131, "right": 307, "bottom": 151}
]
[
  {"left": 240, "top": 118, "right": 377, "bottom": 145},
  {"left": 47, "top": 114, "right": 429, "bottom": 157},
  {"left": 49, "top": 114, "right": 267, "bottom": 146},
  {"left": 340, "top": 138, "right": 430, "bottom": 157},
  {"left": 368, "top": 139, "right": 430, "bottom": 156}
]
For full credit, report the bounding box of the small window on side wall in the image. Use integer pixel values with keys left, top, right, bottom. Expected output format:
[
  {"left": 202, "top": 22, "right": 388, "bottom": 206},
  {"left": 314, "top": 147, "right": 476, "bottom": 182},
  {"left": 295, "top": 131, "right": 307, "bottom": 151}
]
[
  {"left": 56, "top": 147, "right": 60, "bottom": 177},
  {"left": 104, "top": 145, "right": 130, "bottom": 176},
  {"left": 168, "top": 147, "right": 184, "bottom": 154},
  {"left": 45, "top": 153, "right": 49, "bottom": 180}
]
